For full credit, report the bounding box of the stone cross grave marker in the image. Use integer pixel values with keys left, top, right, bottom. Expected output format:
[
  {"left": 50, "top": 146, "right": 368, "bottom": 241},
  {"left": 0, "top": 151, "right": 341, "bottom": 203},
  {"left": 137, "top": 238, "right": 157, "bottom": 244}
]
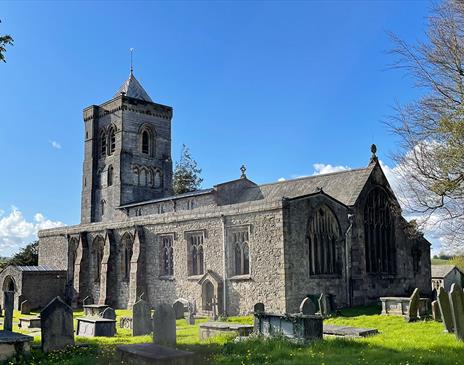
[
  {"left": 41, "top": 296, "right": 74, "bottom": 353},
  {"left": 211, "top": 297, "right": 218, "bottom": 320},
  {"left": 101, "top": 307, "right": 116, "bottom": 320},
  {"left": 186, "top": 303, "right": 195, "bottom": 326},
  {"left": 20, "top": 300, "right": 31, "bottom": 315},
  {"left": 431, "top": 300, "right": 442, "bottom": 322},
  {"left": 173, "top": 301, "right": 185, "bottom": 319},
  {"left": 449, "top": 283, "right": 464, "bottom": 340},
  {"left": 153, "top": 304, "right": 176, "bottom": 346},
  {"left": 406, "top": 288, "right": 420, "bottom": 322},
  {"left": 3, "top": 291, "right": 14, "bottom": 331},
  {"left": 133, "top": 299, "right": 152, "bottom": 336},
  {"left": 300, "top": 297, "right": 316, "bottom": 315},
  {"left": 438, "top": 286, "right": 454, "bottom": 332}
]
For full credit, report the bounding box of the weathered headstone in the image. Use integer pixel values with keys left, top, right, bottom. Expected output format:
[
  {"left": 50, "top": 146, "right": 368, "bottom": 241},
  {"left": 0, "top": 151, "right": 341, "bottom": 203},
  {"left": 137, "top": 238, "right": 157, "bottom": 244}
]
[
  {"left": 83, "top": 295, "right": 93, "bottom": 306},
  {"left": 253, "top": 303, "right": 265, "bottom": 333},
  {"left": 431, "top": 300, "right": 442, "bottom": 322},
  {"left": 318, "top": 294, "right": 331, "bottom": 317},
  {"left": 449, "top": 283, "right": 464, "bottom": 340},
  {"left": 153, "top": 304, "right": 176, "bottom": 346},
  {"left": 3, "top": 291, "right": 14, "bottom": 331},
  {"left": 20, "top": 300, "right": 31, "bottom": 315},
  {"left": 432, "top": 288, "right": 437, "bottom": 301},
  {"left": 253, "top": 302, "right": 265, "bottom": 313},
  {"left": 40, "top": 296, "right": 74, "bottom": 353},
  {"left": 101, "top": 307, "right": 116, "bottom": 320},
  {"left": 172, "top": 301, "right": 185, "bottom": 319},
  {"left": 133, "top": 299, "right": 152, "bottom": 336},
  {"left": 300, "top": 297, "right": 316, "bottom": 315},
  {"left": 406, "top": 288, "right": 420, "bottom": 322},
  {"left": 437, "top": 286, "right": 454, "bottom": 332},
  {"left": 0, "top": 304, "right": 2, "bottom": 317}
]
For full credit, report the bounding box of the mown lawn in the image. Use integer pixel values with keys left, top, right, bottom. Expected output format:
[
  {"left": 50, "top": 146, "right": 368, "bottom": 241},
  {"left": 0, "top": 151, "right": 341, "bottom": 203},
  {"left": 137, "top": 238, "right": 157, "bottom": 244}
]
[{"left": 4, "top": 306, "right": 464, "bottom": 365}]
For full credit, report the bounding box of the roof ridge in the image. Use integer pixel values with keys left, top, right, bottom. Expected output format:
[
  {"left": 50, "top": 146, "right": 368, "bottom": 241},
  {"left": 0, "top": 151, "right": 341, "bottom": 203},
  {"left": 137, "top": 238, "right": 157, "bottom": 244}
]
[{"left": 257, "top": 165, "right": 374, "bottom": 188}]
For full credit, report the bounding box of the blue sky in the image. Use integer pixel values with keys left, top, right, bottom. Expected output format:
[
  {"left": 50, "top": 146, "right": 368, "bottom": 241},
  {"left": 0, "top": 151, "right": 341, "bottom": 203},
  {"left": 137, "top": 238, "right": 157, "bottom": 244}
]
[{"left": 0, "top": 1, "right": 434, "bottom": 256}]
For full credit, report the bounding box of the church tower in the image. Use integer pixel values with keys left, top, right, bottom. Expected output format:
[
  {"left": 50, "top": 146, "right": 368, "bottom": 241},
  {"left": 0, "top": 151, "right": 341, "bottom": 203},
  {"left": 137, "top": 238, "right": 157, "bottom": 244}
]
[{"left": 81, "top": 72, "right": 173, "bottom": 223}]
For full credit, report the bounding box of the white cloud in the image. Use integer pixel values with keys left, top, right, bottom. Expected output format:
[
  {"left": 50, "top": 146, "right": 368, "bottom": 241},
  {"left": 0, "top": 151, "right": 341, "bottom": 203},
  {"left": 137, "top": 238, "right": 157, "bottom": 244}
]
[
  {"left": 277, "top": 177, "right": 286, "bottom": 182},
  {"left": 49, "top": 140, "right": 62, "bottom": 149},
  {"left": 0, "top": 207, "right": 64, "bottom": 258},
  {"left": 312, "top": 163, "right": 350, "bottom": 175}
]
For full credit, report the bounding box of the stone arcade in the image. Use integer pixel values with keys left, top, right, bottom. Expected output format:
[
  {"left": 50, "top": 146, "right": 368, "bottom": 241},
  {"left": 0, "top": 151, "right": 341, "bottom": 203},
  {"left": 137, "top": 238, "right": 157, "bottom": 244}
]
[{"left": 31, "top": 71, "right": 431, "bottom": 315}]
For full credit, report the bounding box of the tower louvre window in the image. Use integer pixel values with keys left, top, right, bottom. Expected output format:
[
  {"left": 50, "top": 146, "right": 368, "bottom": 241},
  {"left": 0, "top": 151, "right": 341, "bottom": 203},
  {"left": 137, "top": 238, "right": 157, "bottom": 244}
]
[
  {"left": 142, "top": 130, "right": 150, "bottom": 154},
  {"left": 108, "top": 127, "right": 116, "bottom": 155},
  {"left": 100, "top": 131, "right": 107, "bottom": 157}
]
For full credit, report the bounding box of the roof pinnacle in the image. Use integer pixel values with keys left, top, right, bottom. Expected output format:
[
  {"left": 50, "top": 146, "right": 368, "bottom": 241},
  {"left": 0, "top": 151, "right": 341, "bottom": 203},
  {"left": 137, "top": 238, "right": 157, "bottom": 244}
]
[{"left": 369, "top": 144, "right": 378, "bottom": 165}]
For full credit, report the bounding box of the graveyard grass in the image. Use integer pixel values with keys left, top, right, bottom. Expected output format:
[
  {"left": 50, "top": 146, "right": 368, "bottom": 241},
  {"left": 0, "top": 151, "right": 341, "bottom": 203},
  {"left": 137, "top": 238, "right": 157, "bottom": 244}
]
[{"left": 7, "top": 306, "right": 464, "bottom": 365}]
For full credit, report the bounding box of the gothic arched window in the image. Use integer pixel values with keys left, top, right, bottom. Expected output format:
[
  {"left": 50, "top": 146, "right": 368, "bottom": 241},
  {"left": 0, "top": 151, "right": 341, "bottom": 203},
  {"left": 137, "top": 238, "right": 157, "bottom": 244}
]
[
  {"left": 93, "top": 236, "right": 105, "bottom": 283},
  {"left": 108, "top": 126, "right": 116, "bottom": 155},
  {"left": 140, "top": 126, "right": 154, "bottom": 156},
  {"left": 154, "top": 170, "right": 162, "bottom": 188},
  {"left": 307, "top": 205, "right": 341, "bottom": 276},
  {"left": 160, "top": 235, "right": 174, "bottom": 276},
  {"left": 107, "top": 165, "right": 114, "bottom": 186},
  {"left": 233, "top": 230, "right": 250, "bottom": 276},
  {"left": 364, "top": 187, "right": 396, "bottom": 274},
  {"left": 188, "top": 232, "right": 204, "bottom": 276},
  {"left": 120, "top": 233, "right": 133, "bottom": 281},
  {"left": 100, "top": 131, "right": 107, "bottom": 157},
  {"left": 142, "top": 130, "right": 150, "bottom": 154}
]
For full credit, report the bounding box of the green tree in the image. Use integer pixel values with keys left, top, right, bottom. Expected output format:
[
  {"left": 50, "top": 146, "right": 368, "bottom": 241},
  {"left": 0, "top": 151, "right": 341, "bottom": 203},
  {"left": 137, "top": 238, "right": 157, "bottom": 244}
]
[
  {"left": 7, "top": 241, "right": 39, "bottom": 267},
  {"left": 173, "top": 144, "right": 203, "bottom": 194},
  {"left": 0, "top": 20, "right": 13, "bottom": 63},
  {"left": 389, "top": 0, "right": 464, "bottom": 249}
]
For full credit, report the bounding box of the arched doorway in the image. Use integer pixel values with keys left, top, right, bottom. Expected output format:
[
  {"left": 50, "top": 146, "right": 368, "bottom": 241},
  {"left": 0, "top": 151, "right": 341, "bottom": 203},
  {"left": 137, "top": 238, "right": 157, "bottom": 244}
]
[
  {"left": 202, "top": 280, "right": 215, "bottom": 311},
  {"left": 2, "top": 276, "right": 15, "bottom": 292}
]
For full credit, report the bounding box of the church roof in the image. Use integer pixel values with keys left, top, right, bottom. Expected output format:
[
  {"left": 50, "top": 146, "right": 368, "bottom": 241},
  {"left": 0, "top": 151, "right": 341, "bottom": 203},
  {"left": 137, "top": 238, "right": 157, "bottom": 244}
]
[
  {"left": 431, "top": 265, "right": 463, "bottom": 278},
  {"left": 114, "top": 72, "right": 153, "bottom": 102},
  {"left": 242, "top": 165, "right": 376, "bottom": 207}
]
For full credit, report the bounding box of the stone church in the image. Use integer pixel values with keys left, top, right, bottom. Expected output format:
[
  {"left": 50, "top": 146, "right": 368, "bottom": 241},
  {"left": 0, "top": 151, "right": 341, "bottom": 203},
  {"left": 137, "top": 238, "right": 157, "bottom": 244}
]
[{"left": 34, "top": 71, "right": 431, "bottom": 315}]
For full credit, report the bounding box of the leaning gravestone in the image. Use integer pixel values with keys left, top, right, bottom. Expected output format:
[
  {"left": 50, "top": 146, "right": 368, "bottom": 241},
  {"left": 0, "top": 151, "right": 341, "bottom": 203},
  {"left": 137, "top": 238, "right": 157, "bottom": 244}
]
[
  {"left": 3, "top": 291, "right": 14, "bottom": 331},
  {"left": 83, "top": 295, "right": 93, "bottom": 306},
  {"left": 133, "top": 299, "right": 152, "bottom": 336},
  {"left": 153, "top": 304, "right": 176, "bottom": 346},
  {"left": 41, "top": 296, "right": 74, "bottom": 353},
  {"left": 172, "top": 301, "right": 185, "bottom": 319},
  {"left": 438, "top": 287, "right": 454, "bottom": 332},
  {"left": 300, "top": 297, "right": 316, "bottom": 315},
  {"left": 406, "top": 288, "right": 420, "bottom": 322},
  {"left": 431, "top": 300, "right": 442, "bottom": 322},
  {"left": 101, "top": 307, "right": 116, "bottom": 320},
  {"left": 449, "top": 283, "right": 464, "bottom": 340},
  {"left": 20, "top": 300, "right": 31, "bottom": 315}
]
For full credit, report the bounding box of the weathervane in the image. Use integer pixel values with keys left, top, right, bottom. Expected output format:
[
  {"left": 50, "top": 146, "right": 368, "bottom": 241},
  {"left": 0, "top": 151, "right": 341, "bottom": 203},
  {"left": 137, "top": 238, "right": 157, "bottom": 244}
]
[
  {"left": 240, "top": 164, "right": 247, "bottom": 179},
  {"left": 130, "top": 48, "right": 135, "bottom": 74}
]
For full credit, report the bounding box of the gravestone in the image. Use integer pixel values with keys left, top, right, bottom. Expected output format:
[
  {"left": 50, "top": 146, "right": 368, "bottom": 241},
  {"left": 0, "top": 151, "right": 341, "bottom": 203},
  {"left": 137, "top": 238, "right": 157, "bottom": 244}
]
[
  {"left": 253, "top": 303, "right": 265, "bottom": 333},
  {"left": 254, "top": 302, "right": 265, "bottom": 313},
  {"left": 432, "top": 288, "right": 437, "bottom": 301},
  {"left": 186, "top": 303, "right": 195, "bottom": 326},
  {"left": 41, "top": 296, "right": 74, "bottom": 353},
  {"left": 133, "top": 299, "right": 152, "bottom": 336},
  {"left": 173, "top": 301, "right": 185, "bottom": 319},
  {"left": 20, "top": 300, "right": 31, "bottom": 315},
  {"left": 3, "top": 291, "right": 14, "bottom": 331},
  {"left": 300, "top": 297, "right": 316, "bottom": 315},
  {"left": 449, "top": 283, "right": 464, "bottom": 340},
  {"left": 153, "top": 304, "right": 176, "bottom": 346},
  {"left": 211, "top": 297, "right": 218, "bottom": 320},
  {"left": 431, "top": 300, "right": 442, "bottom": 322},
  {"left": 83, "top": 295, "right": 93, "bottom": 305},
  {"left": 101, "top": 307, "right": 116, "bottom": 320},
  {"left": 318, "top": 294, "right": 331, "bottom": 317},
  {"left": 406, "top": 288, "right": 420, "bottom": 322},
  {"left": 0, "top": 304, "right": 2, "bottom": 317},
  {"left": 437, "top": 286, "right": 454, "bottom": 332}
]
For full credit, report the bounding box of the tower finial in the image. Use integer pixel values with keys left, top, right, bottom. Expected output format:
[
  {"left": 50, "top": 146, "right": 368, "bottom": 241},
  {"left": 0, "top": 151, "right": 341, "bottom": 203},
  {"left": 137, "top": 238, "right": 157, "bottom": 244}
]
[
  {"left": 129, "top": 48, "right": 135, "bottom": 74},
  {"left": 369, "top": 144, "right": 378, "bottom": 164}
]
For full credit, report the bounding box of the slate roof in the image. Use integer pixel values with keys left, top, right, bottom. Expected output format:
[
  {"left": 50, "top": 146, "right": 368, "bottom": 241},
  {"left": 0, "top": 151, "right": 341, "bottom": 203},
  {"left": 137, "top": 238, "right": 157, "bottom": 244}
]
[
  {"left": 242, "top": 165, "right": 375, "bottom": 206},
  {"left": 431, "top": 265, "right": 462, "bottom": 278},
  {"left": 114, "top": 72, "right": 153, "bottom": 102},
  {"left": 15, "top": 265, "right": 62, "bottom": 272}
]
